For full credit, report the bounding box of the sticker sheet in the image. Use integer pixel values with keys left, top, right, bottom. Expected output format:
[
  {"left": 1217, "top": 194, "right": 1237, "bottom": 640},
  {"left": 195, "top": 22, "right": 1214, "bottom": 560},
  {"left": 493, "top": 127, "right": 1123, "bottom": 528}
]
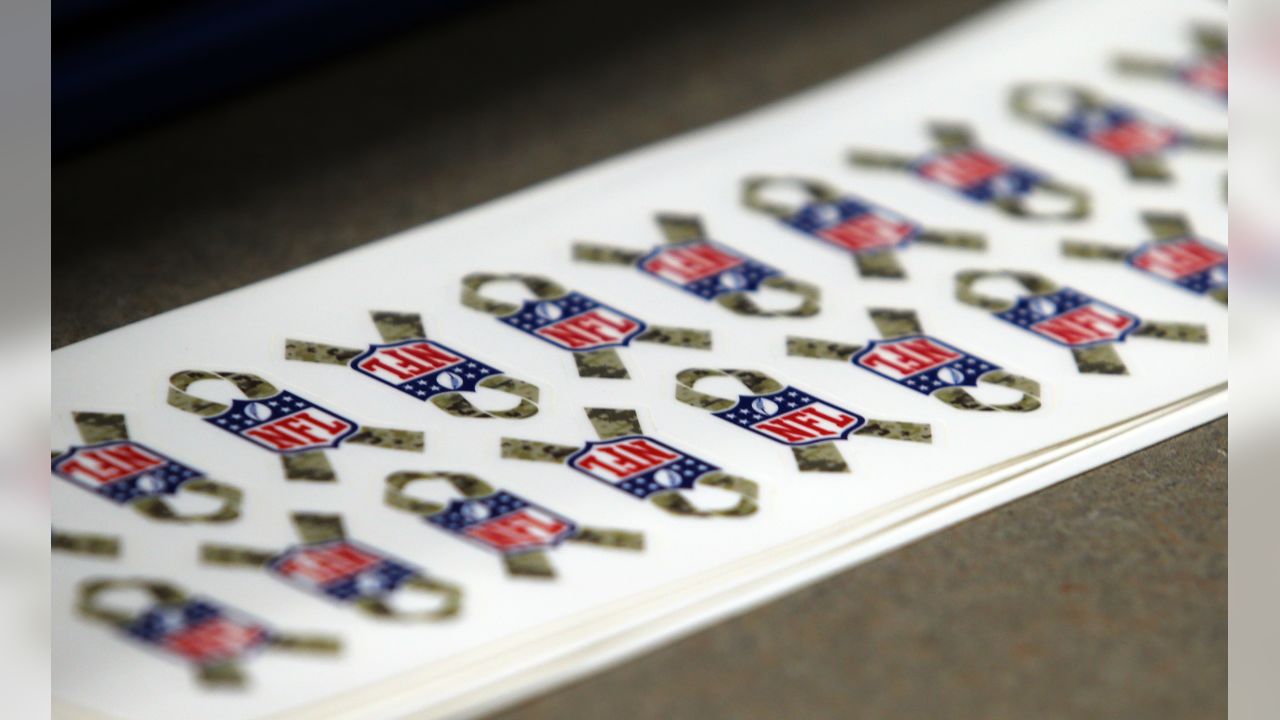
[{"left": 52, "top": 0, "right": 1226, "bottom": 717}]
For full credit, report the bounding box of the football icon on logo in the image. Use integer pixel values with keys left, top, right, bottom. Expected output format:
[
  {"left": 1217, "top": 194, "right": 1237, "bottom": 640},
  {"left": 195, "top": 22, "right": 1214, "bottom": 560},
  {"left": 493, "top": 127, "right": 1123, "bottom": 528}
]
[
  {"left": 533, "top": 301, "right": 564, "bottom": 322},
  {"left": 653, "top": 468, "right": 683, "bottom": 488},
  {"left": 462, "top": 503, "right": 490, "bottom": 521},
  {"left": 437, "top": 371, "right": 464, "bottom": 390},
  {"left": 244, "top": 402, "right": 273, "bottom": 422},
  {"left": 1029, "top": 297, "right": 1059, "bottom": 317},
  {"left": 751, "top": 397, "right": 780, "bottom": 416},
  {"left": 936, "top": 367, "right": 966, "bottom": 385},
  {"left": 718, "top": 270, "right": 749, "bottom": 291}
]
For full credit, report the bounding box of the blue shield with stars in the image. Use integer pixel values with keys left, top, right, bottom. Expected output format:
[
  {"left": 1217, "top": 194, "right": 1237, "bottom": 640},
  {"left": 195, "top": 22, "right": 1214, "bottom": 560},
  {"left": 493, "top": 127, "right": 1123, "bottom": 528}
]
[
  {"left": 994, "top": 288, "right": 1140, "bottom": 348},
  {"left": 428, "top": 491, "right": 577, "bottom": 555},
  {"left": 205, "top": 390, "right": 360, "bottom": 454},
  {"left": 1125, "top": 238, "right": 1227, "bottom": 296},
  {"left": 1056, "top": 105, "right": 1181, "bottom": 157},
  {"left": 636, "top": 240, "right": 780, "bottom": 300},
  {"left": 499, "top": 291, "right": 648, "bottom": 352},
  {"left": 852, "top": 335, "right": 996, "bottom": 396},
  {"left": 350, "top": 339, "right": 501, "bottom": 401},
  {"left": 268, "top": 540, "right": 419, "bottom": 603},
  {"left": 712, "top": 387, "right": 865, "bottom": 447},
  {"left": 567, "top": 435, "right": 718, "bottom": 498},
  {"left": 51, "top": 441, "right": 205, "bottom": 505},
  {"left": 785, "top": 196, "right": 921, "bottom": 254},
  {"left": 912, "top": 148, "right": 1044, "bottom": 203},
  {"left": 124, "top": 597, "right": 271, "bottom": 666}
]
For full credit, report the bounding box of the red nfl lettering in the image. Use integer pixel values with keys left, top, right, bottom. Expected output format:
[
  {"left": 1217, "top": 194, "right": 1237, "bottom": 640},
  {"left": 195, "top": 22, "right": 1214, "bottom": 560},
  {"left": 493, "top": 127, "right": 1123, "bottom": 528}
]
[
  {"left": 1132, "top": 240, "right": 1225, "bottom": 280},
  {"left": 245, "top": 410, "right": 352, "bottom": 452},
  {"left": 642, "top": 243, "right": 744, "bottom": 283},
  {"left": 574, "top": 439, "right": 679, "bottom": 480},
  {"left": 57, "top": 443, "right": 164, "bottom": 486},
  {"left": 276, "top": 544, "right": 381, "bottom": 585},
  {"left": 358, "top": 342, "right": 462, "bottom": 383},
  {"left": 536, "top": 309, "right": 640, "bottom": 349},
  {"left": 165, "top": 618, "right": 266, "bottom": 663},
  {"left": 817, "top": 213, "right": 914, "bottom": 253},
  {"left": 1187, "top": 56, "right": 1227, "bottom": 94},
  {"left": 920, "top": 150, "right": 1008, "bottom": 189},
  {"left": 465, "top": 508, "right": 570, "bottom": 552},
  {"left": 859, "top": 338, "right": 961, "bottom": 380},
  {"left": 1092, "top": 121, "right": 1178, "bottom": 157},
  {"left": 1033, "top": 305, "right": 1135, "bottom": 345},
  {"left": 754, "top": 404, "right": 857, "bottom": 443}
]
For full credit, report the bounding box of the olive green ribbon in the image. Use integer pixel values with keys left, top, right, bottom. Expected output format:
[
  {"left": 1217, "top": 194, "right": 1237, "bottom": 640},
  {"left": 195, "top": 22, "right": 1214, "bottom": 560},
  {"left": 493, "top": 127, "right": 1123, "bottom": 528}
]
[
  {"left": 56, "top": 411, "right": 242, "bottom": 523},
  {"left": 461, "top": 272, "right": 711, "bottom": 380},
  {"left": 384, "top": 470, "right": 643, "bottom": 579},
  {"left": 573, "top": 212, "right": 821, "bottom": 318},
  {"left": 200, "top": 512, "right": 461, "bottom": 621},
  {"left": 955, "top": 269, "right": 1208, "bottom": 376},
  {"left": 674, "top": 367, "right": 932, "bottom": 473},
  {"left": 847, "top": 121, "right": 1090, "bottom": 221},
  {"left": 167, "top": 369, "right": 422, "bottom": 482},
  {"left": 1010, "top": 83, "right": 1227, "bottom": 182},
  {"left": 502, "top": 408, "right": 760, "bottom": 517},
  {"left": 741, "top": 174, "right": 984, "bottom": 280},
  {"left": 285, "top": 309, "right": 540, "bottom": 419},
  {"left": 78, "top": 577, "right": 339, "bottom": 688},
  {"left": 1061, "top": 212, "right": 1227, "bottom": 305},
  {"left": 1115, "top": 24, "right": 1225, "bottom": 93},
  {"left": 52, "top": 529, "right": 121, "bottom": 557}
]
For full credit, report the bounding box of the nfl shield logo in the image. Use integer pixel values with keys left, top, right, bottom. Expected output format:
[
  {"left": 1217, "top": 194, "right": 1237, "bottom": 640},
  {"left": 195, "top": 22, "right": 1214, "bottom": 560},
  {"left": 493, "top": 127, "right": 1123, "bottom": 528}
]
[
  {"left": 429, "top": 491, "right": 577, "bottom": 555},
  {"left": 51, "top": 441, "right": 204, "bottom": 504},
  {"left": 568, "top": 436, "right": 718, "bottom": 498},
  {"left": 1126, "top": 238, "right": 1228, "bottom": 296},
  {"left": 912, "top": 149, "right": 1043, "bottom": 203},
  {"left": 499, "top": 291, "right": 648, "bottom": 352},
  {"left": 125, "top": 598, "right": 270, "bottom": 665},
  {"left": 1059, "top": 106, "right": 1181, "bottom": 157},
  {"left": 269, "top": 540, "right": 418, "bottom": 603},
  {"left": 1182, "top": 55, "right": 1227, "bottom": 100},
  {"left": 350, "top": 339, "right": 502, "bottom": 401},
  {"left": 637, "top": 240, "right": 780, "bottom": 300},
  {"left": 713, "top": 387, "right": 865, "bottom": 446},
  {"left": 205, "top": 390, "right": 359, "bottom": 454},
  {"left": 995, "top": 288, "right": 1140, "bottom": 348},
  {"left": 786, "top": 197, "right": 921, "bottom": 254},
  {"left": 852, "top": 336, "right": 997, "bottom": 396}
]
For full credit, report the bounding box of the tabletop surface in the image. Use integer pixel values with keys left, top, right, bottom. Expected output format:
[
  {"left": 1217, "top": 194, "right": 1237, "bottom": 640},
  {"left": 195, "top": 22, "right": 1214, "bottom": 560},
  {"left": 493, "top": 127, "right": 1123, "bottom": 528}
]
[{"left": 53, "top": 0, "right": 1226, "bottom": 717}]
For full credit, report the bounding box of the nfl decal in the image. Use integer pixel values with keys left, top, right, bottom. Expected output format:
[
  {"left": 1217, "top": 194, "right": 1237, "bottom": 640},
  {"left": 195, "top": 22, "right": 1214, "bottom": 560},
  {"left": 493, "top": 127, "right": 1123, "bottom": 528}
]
[
  {"left": 51, "top": 411, "right": 242, "bottom": 523},
  {"left": 167, "top": 369, "right": 422, "bottom": 483},
  {"left": 675, "top": 368, "right": 931, "bottom": 473},
  {"left": 384, "top": 471, "right": 642, "bottom": 579},
  {"left": 788, "top": 308, "right": 1042, "bottom": 412},
  {"left": 1116, "top": 24, "right": 1226, "bottom": 104},
  {"left": 77, "top": 577, "right": 338, "bottom": 688},
  {"left": 285, "top": 310, "right": 540, "bottom": 419},
  {"left": 52, "top": 529, "right": 121, "bottom": 558},
  {"left": 503, "top": 408, "right": 760, "bottom": 518},
  {"left": 1062, "top": 211, "right": 1227, "bottom": 304},
  {"left": 573, "top": 212, "right": 821, "bottom": 317},
  {"left": 742, "top": 175, "right": 985, "bottom": 280},
  {"left": 1011, "top": 83, "right": 1226, "bottom": 182},
  {"left": 461, "top": 272, "right": 711, "bottom": 380},
  {"left": 848, "top": 122, "right": 1090, "bottom": 220},
  {"left": 956, "top": 269, "right": 1208, "bottom": 375},
  {"left": 200, "top": 513, "right": 461, "bottom": 621}
]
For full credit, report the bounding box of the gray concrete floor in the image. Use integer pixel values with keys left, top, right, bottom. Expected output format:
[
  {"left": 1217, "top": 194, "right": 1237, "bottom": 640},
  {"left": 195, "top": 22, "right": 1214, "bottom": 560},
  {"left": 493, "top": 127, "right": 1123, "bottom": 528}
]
[{"left": 54, "top": 0, "right": 1225, "bottom": 717}]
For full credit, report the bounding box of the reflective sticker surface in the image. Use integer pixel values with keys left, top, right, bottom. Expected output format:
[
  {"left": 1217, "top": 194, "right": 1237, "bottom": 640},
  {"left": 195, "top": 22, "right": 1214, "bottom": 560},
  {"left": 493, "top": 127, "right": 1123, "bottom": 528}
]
[
  {"left": 205, "top": 391, "right": 359, "bottom": 454},
  {"left": 428, "top": 491, "right": 578, "bottom": 555},
  {"left": 1125, "top": 238, "right": 1228, "bottom": 296},
  {"left": 350, "top": 339, "right": 502, "bottom": 400},
  {"left": 268, "top": 540, "right": 418, "bottom": 603},
  {"left": 499, "top": 292, "right": 647, "bottom": 352},
  {"left": 636, "top": 240, "right": 780, "bottom": 300},
  {"left": 852, "top": 335, "right": 998, "bottom": 395},
  {"left": 785, "top": 198, "right": 921, "bottom": 254},
  {"left": 568, "top": 436, "right": 719, "bottom": 498},
  {"left": 995, "top": 288, "right": 1140, "bottom": 348},
  {"left": 712, "top": 387, "right": 865, "bottom": 446}
]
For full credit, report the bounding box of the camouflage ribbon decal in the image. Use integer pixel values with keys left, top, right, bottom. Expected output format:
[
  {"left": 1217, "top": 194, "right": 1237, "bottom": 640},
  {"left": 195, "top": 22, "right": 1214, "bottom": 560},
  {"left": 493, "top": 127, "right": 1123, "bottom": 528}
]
[
  {"left": 78, "top": 577, "right": 339, "bottom": 688},
  {"left": 786, "top": 308, "right": 1041, "bottom": 412},
  {"left": 167, "top": 370, "right": 422, "bottom": 483},
  {"left": 52, "top": 529, "right": 121, "bottom": 557},
  {"left": 847, "top": 121, "right": 1090, "bottom": 220},
  {"left": 383, "top": 471, "right": 642, "bottom": 579},
  {"left": 741, "top": 175, "right": 984, "bottom": 280},
  {"left": 461, "top": 272, "right": 711, "bottom": 380},
  {"left": 285, "top": 310, "right": 540, "bottom": 420},
  {"left": 1010, "top": 83, "right": 1227, "bottom": 182},
  {"left": 200, "top": 512, "right": 461, "bottom": 621},
  {"left": 51, "top": 411, "right": 242, "bottom": 523},
  {"left": 573, "top": 212, "right": 821, "bottom": 317},
  {"left": 674, "top": 368, "right": 930, "bottom": 473},
  {"left": 502, "top": 408, "right": 759, "bottom": 517},
  {"left": 1116, "top": 24, "right": 1226, "bottom": 103},
  {"left": 955, "top": 269, "right": 1208, "bottom": 375},
  {"left": 1062, "top": 211, "right": 1227, "bottom": 305}
]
